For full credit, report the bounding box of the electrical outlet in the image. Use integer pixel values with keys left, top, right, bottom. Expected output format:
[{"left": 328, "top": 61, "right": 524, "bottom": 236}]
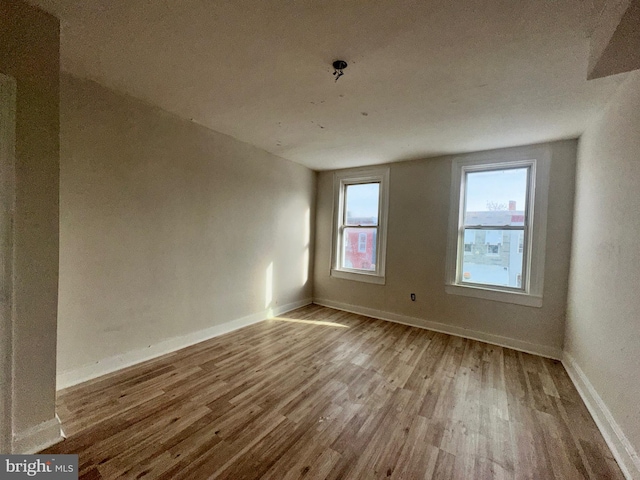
[{"left": 410, "top": 293, "right": 416, "bottom": 301}]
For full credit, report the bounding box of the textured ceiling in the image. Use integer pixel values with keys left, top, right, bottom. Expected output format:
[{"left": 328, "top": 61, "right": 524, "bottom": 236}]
[{"left": 32, "top": 0, "right": 626, "bottom": 170}]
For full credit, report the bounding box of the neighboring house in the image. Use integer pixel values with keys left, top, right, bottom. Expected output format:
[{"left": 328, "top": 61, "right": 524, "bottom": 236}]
[
  {"left": 463, "top": 205, "right": 524, "bottom": 287},
  {"left": 343, "top": 216, "right": 377, "bottom": 271}
]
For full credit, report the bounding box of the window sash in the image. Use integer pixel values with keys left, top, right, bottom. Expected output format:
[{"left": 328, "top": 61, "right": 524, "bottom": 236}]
[
  {"left": 461, "top": 165, "right": 531, "bottom": 228},
  {"left": 457, "top": 226, "right": 528, "bottom": 291},
  {"left": 338, "top": 225, "right": 378, "bottom": 271},
  {"left": 339, "top": 226, "right": 379, "bottom": 271},
  {"left": 342, "top": 181, "right": 380, "bottom": 227},
  {"left": 455, "top": 164, "right": 533, "bottom": 293},
  {"left": 338, "top": 181, "right": 382, "bottom": 273}
]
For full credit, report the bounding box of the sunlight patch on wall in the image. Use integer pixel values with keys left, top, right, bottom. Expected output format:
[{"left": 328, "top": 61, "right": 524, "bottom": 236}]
[
  {"left": 265, "top": 261, "right": 273, "bottom": 313},
  {"left": 302, "top": 207, "right": 310, "bottom": 285}
]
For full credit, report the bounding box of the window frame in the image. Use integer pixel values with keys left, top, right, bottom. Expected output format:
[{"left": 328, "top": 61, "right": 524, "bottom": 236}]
[
  {"left": 458, "top": 163, "right": 530, "bottom": 289},
  {"left": 445, "top": 146, "right": 550, "bottom": 307},
  {"left": 331, "top": 167, "right": 390, "bottom": 285}
]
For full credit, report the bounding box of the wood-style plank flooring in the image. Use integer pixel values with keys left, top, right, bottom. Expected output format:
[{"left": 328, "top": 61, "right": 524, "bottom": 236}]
[{"left": 44, "top": 305, "right": 624, "bottom": 479}]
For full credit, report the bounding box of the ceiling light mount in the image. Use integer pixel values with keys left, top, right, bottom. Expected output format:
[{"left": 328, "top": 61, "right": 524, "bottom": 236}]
[{"left": 332, "top": 60, "right": 348, "bottom": 82}]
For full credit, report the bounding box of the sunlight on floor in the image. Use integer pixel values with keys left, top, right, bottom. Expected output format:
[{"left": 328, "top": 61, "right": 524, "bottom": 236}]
[{"left": 271, "top": 317, "right": 349, "bottom": 328}]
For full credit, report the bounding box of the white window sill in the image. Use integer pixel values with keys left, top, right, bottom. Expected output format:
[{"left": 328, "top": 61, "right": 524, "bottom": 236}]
[
  {"left": 445, "top": 284, "right": 542, "bottom": 307},
  {"left": 331, "top": 269, "right": 386, "bottom": 285}
]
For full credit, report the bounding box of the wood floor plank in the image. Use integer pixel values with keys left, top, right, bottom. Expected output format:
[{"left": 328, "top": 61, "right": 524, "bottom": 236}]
[{"left": 44, "top": 305, "right": 625, "bottom": 479}]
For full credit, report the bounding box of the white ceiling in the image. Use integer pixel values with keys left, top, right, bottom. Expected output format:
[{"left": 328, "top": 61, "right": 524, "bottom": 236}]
[{"left": 32, "top": 0, "right": 626, "bottom": 170}]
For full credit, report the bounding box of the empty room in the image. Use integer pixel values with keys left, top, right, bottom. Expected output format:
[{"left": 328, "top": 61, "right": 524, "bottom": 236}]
[{"left": 1, "top": 0, "right": 639, "bottom": 478}]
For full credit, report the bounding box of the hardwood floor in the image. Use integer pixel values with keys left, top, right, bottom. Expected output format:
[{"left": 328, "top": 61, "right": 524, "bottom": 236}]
[{"left": 44, "top": 305, "right": 624, "bottom": 479}]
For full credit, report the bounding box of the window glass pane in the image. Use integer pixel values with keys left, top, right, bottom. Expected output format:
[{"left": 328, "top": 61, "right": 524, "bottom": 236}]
[
  {"left": 485, "top": 230, "right": 502, "bottom": 244},
  {"left": 460, "top": 228, "right": 524, "bottom": 288},
  {"left": 463, "top": 230, "right": 476, "bottom": 243},
  {"left": 345, "top": 183, "right": 379, "bottom": 226},
  {"left": 464, "top": 168, "right": 528, "bottom": 226},
  {"left": 342, "top": 227, "right": 376, "bottom": 271}
]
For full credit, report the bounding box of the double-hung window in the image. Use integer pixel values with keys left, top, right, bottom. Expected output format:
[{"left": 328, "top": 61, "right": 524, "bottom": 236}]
[
  {"left": 331, "top": 167, "right": 389, "bottom": 285},
  {"left": 446, "top": 146, "right": 550, "bottom": 307}
]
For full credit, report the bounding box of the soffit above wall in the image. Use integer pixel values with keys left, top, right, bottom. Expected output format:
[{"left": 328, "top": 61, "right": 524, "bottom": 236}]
[{"left": 588, "top": 0, "right": 640, "bottom": 80}]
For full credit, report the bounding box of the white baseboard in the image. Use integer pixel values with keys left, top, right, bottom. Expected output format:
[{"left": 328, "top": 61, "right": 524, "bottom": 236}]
[
  {"left": 313, "top": 298, "right": 563, "bottom": 360},
  {"left": 562, "top": 352, "right": 640, "bottom": 480},
  {"left": 56, "top": 298, "right": 312, "bottom": 390},
  {"left": 12, "top": 417, "right": 63, "bottom": 454}
]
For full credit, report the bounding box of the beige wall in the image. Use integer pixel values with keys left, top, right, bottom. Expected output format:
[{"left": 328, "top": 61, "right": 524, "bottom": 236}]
[
  {"left": 0, "top": 0, "right": 60, "bottom": 450},
  {"left": 314, "top": 140, "right": 577, "bottom": 356},
  {"left": 58, "top": 75, "right": 315, "bottom": 377},
  {"left": 566, "top": 71, "right": 640, "bottom": 474}
]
